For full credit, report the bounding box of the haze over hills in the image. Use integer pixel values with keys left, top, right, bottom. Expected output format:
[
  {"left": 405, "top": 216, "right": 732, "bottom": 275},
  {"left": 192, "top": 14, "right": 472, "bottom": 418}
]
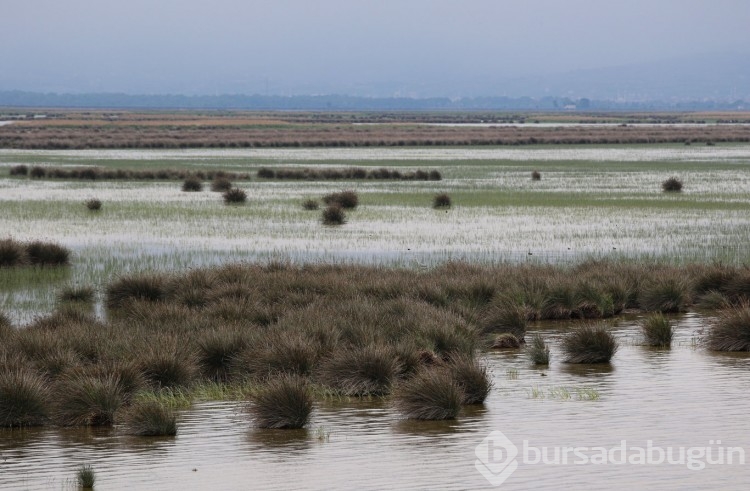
[
  {"left": 1, "top": 51, "right": 748, "bottom": 111},
  {"left": 2, "top": 1, "right": 749, "bottom": 110}
]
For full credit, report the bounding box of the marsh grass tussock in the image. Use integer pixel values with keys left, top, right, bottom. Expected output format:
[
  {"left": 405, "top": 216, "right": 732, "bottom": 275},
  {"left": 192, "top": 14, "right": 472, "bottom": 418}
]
[
  {"left": 57, "top": 285, "right": 96, "bottom": 304},
  {"left": 561, "top": 324, "right": 618, "bottom": 364},
  {"left": 318, "top": 345, "right": 400, "bottom": 396},
  {"left": 322, "top": 204, "right": 346, "bottom": 225},
  {"left": 181, "top": 176, "right": 203, "bottom": 192},
  {"left": 238, "top": 332, "right": 317, "bottom": 379},
  {"left": 249, "top": 375, "right": 313, "bottom": 429},
  {"left": 394, "top": 368, "right": 462, "bottom": 420},
  {"left": 446, "top": 356, "right": 492, "bottom": 404},
  {"left": 707, "top": 306, "right": 750, "bottom": 351},
  {"left": 0, "top": 238, "right": 71, "bottom": 268},
  {"left": 222, "top": 187, "right": 247, "bottom": 204},
  {"left": 84, "top": 198, "right": 102, "bottom": 211},
  {"left": 25, "top": 240, "right": 71, "bottom": 266},
  {"left": 139, "top": 344, "right": 198, "bottom": 389},
  {"left": 197, "top": 329, "right": 248, "bottom": 382},
  {"left": 0, "top": 238, "right": 27, "bottom": 267},
  {"left": 527, "top": 333, "right": 550, "bottom": 365},
  {"left": 210, "top": 176, "right": 233, "bottom": 192},
  {"left": 0, "top": 369, "right": 50, "bottom": 427},
  {"left": 322, "top": 190, "right": 358, "bottom": 209},
  {"left": 302, "top": 198, "right": 320, "bottom": 210},
  {"left": 106, "top": 274, "right": 167, "bottom": 310},
  {"left": 662, "top": 176, "right": 683, "bottom": 192},
  {"left": 491, "top": 333, "right": 521, "bottom": 349},
  {"left": 122, "top": 400, "right": 177, "bottom": 436},
  {"left": 640, "top": 313, "right": 674, "bottom": 347},
  {"left": 432, "top": 193, "right": 452, "bottom": 209},
  {"left": 480, "top": 299, "right": 527, "bottom": 340},
  {"left": 9, "top": 164, "right": 28, "bottom": 176},
  {"left": 54, "top": 373, "right": 124, "bottom": 426},
  {"left": 639, "top": 277, "right": 690, "bottom": 313}
]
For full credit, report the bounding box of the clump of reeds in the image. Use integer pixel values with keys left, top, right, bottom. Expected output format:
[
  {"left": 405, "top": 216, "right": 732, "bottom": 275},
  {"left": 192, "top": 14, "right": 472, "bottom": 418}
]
[
  {"left": 638, "top": 277, "right": 690, "bottom": 313},
  {"left": 210, "top": 176, "right": 232, "bottom": 192},
  {"left": 181, "top": 176, "right": 203, "bottom": 192},
  {"left": 238, "top": 333, "right": 317, "bottom": 379},
  {"left": 526, "top": 334, "right": 550, "bottom": 365},
  {"left": 662, "top": 176, "right": 683, "bottom": 192},
  {"left": 322, "top": 190, "right": 358, "bottom": 209},
  {"left": 480, "top": 300, "right": 527, "bottom": 340},
  {"left": 0, "top": 238, "right": 27, "bottom": 267},
  {"left": 446, "top": 356, "right": 492, "bottom": 404},
  {"left": 322, "top": 204, "right": 346, "bottom": 225},
  {"left": 9, "top": 164, "right": 28, "bottom": 176},
  {"left": 223, "top": 187, "right": 247, "bottom": 204},
  {"left": 318, "top": 345, "right": 400, "bottom": 396},
  {"left": 54, "top": 373, "right": 124, "bottom": 426},
  {"left": 25, "top": 240, "right": 70, "bottom": 266},
  {"left": 561, "top": 324, "right": 618, "bottom": 363},
  {"left": 84, "top": 198, "right": 102, "bottom": 211},
  {"left": 640, "top": 313, "right": 674, "bottom": 348},
  {"left": 531, "top": 170, "right": 541, "bottom": 181},
  {"left": 196, "top": 329, "right": 248, "bottom": 382},
  {"left": 106, "top": 274, "right": 167, "bottom": 310},
  {"left": 57, "top": 285, "right": 95, "bottom": 305},
  {"left": 257, "top": 167, "right": 276, "bottom": 179},
  {"left": 393, "top": 368, "right": 463, "bottom": 420},
  {"left": 0, "top": 369, "right": 50, "bottom": 427},
  {"left": 432, "top": 193, "right": 452, "bottom": 209},
  {"left": 302, "top": 199, "right": 319, "bottom": 210},
  {"left": 29, "top": 166, "right": 47, "bottom": 178},
  {"left": 77, "top": 464, "right": 96, "bottom": 489},
  {"left": 491, "top": 333, "right": 521, "bottom": 349},
  {"left": 139, "top": 346, "right": 197, "bottom": 389},
  {"left": 122, "top": 400, "right": 177, "bottom": 436},
  {"left": 249, "top": 375, "right": 312, "bottom": 429},
  {"left": 706, "top": 306, "right": 750, "bottom": 351}
]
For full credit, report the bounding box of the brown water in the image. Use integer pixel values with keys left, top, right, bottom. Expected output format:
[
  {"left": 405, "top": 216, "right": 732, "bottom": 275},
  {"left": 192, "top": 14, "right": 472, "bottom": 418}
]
[{"left": 2, "top": 314, "right": 749, "bottom": 490}]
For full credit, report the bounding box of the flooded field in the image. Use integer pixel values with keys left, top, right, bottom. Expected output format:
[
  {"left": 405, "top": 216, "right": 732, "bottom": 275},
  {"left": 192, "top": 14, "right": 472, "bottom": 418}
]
[
  {"left": 2, "top": 145, "right": 750, "bottom": 489},
  {"left": 3, "top": 145, "right": 750, "bottom": 323},
  {"left": 1, "top": 316, "right": 748, "bottom": 490}
]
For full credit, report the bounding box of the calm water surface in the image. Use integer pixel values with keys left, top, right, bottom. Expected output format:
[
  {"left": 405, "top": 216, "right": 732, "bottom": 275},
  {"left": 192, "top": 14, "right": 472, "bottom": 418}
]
[{"left": 1, "top": 314, "right": 749, "bottom": 490}]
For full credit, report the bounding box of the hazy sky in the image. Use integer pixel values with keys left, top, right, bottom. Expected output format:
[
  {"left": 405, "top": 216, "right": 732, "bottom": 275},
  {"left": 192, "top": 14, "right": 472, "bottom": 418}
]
[{"left": 1, "top": 0, "right": 749, "bottom": 97}]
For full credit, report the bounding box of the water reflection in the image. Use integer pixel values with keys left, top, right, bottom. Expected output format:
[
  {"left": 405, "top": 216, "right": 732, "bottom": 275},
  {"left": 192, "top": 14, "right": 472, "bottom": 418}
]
[
  {"left": 246, "top": 428, "right": 311, "bottom": 454},
  {"left": 2, "top": 320, "right": 750, "bottom": 489}
]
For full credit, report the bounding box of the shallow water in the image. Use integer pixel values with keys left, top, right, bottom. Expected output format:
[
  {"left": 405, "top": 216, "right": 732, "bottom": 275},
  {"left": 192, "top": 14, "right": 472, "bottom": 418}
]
[
  {"left": 1, "top": 315, "right": 749, "bottom": 490},
  {"left": 2, "top": 144, "right": 750, "bottom": 162}
]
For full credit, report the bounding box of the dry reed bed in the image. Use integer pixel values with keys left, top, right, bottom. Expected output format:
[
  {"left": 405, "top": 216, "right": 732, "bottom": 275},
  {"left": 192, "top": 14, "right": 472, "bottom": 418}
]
[
  {"left": 2, "top": 260, "right": 750, "bottom": 428},
  {"left": 3, "top": 121, "right": 750, "bottom": 149},
  {"left": 257, "top": 167, "right": 441, "bottom": 181},
  {"left": 9, "top": 165, "right": 251, "bottom": 181}
]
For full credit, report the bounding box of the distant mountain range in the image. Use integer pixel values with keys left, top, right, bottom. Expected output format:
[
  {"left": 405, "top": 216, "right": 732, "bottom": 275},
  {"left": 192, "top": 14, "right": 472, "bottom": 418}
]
[
  {"left": 0, "top": 90, "right": 746, "bottom": 112},
  {"left": 1, "top": 52, "right": 748, "bottom": 111}
]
